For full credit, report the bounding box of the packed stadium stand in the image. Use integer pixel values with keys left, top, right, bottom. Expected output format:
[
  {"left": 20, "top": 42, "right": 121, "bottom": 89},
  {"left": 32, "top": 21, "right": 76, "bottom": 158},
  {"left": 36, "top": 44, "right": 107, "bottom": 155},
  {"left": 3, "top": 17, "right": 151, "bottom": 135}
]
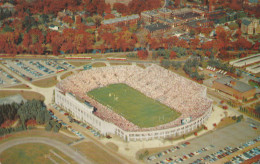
[{"left": 55, "top": 65, "right": 212, "bottom": 141}]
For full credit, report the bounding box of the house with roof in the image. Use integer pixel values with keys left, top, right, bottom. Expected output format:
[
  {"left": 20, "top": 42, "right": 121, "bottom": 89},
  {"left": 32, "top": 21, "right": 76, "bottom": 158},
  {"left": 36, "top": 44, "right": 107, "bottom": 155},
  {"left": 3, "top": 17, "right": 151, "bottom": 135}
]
[
  {"left": 241, "top": 18, "right": 260, "bottom": 35},
  {"left": 213, "top": 76, "right": 256, "bottom": 100}
]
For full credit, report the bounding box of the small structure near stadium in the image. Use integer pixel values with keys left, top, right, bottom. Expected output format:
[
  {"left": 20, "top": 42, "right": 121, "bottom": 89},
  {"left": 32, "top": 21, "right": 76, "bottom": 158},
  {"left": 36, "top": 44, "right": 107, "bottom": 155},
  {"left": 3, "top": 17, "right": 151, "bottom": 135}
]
[{"left": 55, "top": 65, "right": 212, "bottom": 141}]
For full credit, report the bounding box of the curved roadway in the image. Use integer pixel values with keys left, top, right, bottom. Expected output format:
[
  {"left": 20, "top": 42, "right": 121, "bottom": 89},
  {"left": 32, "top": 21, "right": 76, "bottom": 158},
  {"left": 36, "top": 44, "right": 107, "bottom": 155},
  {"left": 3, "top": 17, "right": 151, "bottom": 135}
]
[{"left": 0, "top": 137, "right": 93, "bottom": 164}]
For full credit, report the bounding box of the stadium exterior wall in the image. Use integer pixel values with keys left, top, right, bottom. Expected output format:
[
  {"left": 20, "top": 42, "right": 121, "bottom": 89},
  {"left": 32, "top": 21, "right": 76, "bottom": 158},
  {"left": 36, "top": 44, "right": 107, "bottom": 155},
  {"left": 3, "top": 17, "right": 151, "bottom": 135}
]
[{"left": 55, "top": 87, "right": 212, "bottom": 141}]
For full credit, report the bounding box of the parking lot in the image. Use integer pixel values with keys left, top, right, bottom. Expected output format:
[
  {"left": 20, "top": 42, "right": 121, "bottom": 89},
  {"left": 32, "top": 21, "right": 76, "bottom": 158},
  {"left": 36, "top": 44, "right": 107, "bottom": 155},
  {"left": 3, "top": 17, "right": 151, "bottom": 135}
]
[
  {"left": 1, "top": 60, "right": 75, "bottom": 81},
  {"left": 50, "top": 103, "right": 102, "bottom": 139},
  {"left": 0, "top": 68, "right": 20, "bottom": 86},
  {"left": 146, "top": 119, "right": 260, "bottom": 164}
]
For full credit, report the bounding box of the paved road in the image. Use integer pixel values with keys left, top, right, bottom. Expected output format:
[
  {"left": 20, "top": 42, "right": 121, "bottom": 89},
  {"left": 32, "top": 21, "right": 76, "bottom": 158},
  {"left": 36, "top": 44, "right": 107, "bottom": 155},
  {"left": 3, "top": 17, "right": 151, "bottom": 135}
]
[{"left": 0, "top": 137, "right": 93, "bottom": 164}]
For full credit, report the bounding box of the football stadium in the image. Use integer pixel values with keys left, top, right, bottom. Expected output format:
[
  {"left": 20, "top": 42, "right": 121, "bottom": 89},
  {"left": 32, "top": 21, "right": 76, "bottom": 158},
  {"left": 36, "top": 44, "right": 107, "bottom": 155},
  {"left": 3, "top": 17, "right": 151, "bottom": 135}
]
[{"left": 55, "top": 64, "right": 212, "bottom": 141}]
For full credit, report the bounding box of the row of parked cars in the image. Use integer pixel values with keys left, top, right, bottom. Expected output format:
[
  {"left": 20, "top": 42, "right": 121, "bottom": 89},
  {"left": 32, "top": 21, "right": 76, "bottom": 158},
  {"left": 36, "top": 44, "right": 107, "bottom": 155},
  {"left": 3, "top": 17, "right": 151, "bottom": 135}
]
[
  {"left": 4, "top": 64, "right": 32, "bottom": 81},
  {"left": 147, "top": 142, "right": 191, "bottom": 162},
  {"left": 154, "top": 144, "right": 215, "bottom": 164},
  {"left": 226, "top": 146, "right": 260, "bottom": 164},
  {"left": 29, "top": 61, "right": 54, "bottom": 74},
  {"left": 44, "top": 60, "right": 74, "bottom": 72},
  {"left": 50, "top": 104, "right": 85, "bottom": 139},
  {"left": 0, "top": 68, "right": 19, "bottom": 85},
  {"left": 15, "top": 61, "right": 43, "bottom": 78},
  {"left": 52, "top": 103, "right": 101, "bottom": 138},
  {"left": 192, "top": 135, "right": 260, "bottom": 164}
]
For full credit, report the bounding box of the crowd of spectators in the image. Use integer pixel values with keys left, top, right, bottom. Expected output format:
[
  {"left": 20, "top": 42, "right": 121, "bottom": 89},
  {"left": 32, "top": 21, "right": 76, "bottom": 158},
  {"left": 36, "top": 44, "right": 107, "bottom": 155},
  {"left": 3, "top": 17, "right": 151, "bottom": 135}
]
[{"left": 57, "top": 64, "right": 212, "bottom": 132}]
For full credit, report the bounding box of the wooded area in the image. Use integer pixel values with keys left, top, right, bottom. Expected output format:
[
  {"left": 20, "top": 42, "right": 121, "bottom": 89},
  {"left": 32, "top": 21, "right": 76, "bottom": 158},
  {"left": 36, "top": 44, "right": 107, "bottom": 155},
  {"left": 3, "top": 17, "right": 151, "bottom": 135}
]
[{"left": 0, "top": 99, "right": 61, "bottom": 136}]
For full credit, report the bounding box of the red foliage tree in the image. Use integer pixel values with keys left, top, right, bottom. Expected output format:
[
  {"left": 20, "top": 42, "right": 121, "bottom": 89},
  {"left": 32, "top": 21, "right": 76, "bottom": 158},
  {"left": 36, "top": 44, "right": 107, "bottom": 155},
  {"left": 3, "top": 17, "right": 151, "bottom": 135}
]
[
  {"left": 170, "top": 51, "right": 177, "bottom": 59},
  {"left": 137, "top": 50, "right": 148, "bottom": 60},
  {"left": 63, "top": 16, "right": 74, "bottom": 24}
]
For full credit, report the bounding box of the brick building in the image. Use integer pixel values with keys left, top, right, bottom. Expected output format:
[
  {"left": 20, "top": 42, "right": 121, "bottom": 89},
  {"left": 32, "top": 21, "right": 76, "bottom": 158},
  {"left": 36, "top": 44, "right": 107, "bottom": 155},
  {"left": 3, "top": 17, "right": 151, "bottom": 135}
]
[
  {"left": 141, "top": 10, "right": 160, "bottom": 23},
  {"left": 213, "top": 77, "right": 256, "bottom": 100},
  {"left": 184, "top": 19, "right": 213, "bottom": 31},
  {"left": 145, "top": 22, "right": 171, "bottom": 36}
]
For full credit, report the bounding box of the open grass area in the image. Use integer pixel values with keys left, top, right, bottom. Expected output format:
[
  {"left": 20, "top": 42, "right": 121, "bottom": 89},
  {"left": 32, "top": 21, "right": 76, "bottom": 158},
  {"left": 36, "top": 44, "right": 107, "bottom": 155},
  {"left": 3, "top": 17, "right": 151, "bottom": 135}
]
[
  {"left": 106, "top": 142, "right": 119, "bottom": 152},
  {"left": 0, "top": 143, "right": 76, "bottom": 164},
  {"left": 68, "top": 61, "right": 90, "bottom": 67},
  {"left": 215, "top": 117, "right": 237, "bottom": 129},
  {"left": 0, "top": 90, "right": 45, "bottom": 101},
  {"left": 137, "top": 64, "right": 146, "bottom": 69},
  {"left": 0, "top": 129, "right": 76, "bottom": 145},
  {"left": 4, "top": 84, "right": 31, "bottom": 89},
  {"left": 88, "top": 83, "right": 180, "bottom": 128},
  {"left": 32, "top": 76, "right": 58, "bottom": 88},
  {"left": 74, "top": 142, "right": 121, "bottom": 164},
  {"left": 92, "top": 62, "right": 106, "bottom": 67},
  {"left": 60, "top": 71, "right": 74, "bottom": 80}
]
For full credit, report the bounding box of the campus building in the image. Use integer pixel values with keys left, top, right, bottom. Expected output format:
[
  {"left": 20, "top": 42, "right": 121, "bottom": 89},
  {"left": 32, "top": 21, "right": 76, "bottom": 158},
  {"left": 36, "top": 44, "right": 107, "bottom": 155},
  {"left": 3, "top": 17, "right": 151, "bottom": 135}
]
[{"left": 213, "top": 77, "right": 256, "bottom": 100}]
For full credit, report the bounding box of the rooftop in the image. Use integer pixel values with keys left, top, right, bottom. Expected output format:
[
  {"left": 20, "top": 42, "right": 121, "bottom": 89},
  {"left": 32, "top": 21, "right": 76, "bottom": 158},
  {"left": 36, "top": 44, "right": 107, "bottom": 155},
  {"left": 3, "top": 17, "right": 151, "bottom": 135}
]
[
  {"left": 141, "top": 10, "right": 159, "bottom": 16},
  {"left": 158, "top": 8, "right": 172, "bottom": 13},
  {"left": 174, "top": 12, "right": 201, "bottom": 20},
  {"left": 185, "top": 19, "right": 212, "bottom": 28},
  {"left": 214, "top": 76, "right": 255, "bottom": 93},
  {"left": 103, "top": 14, "right": 139, "bottom": 25},
  {"left": 145, "top": 23, "right": 171, "bottom": 32}
]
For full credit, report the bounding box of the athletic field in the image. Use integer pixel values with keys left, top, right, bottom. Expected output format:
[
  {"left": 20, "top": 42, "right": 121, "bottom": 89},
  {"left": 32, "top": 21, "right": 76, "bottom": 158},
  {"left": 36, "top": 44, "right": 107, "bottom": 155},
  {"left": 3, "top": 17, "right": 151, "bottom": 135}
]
[{"left": 87, "top": 83, "right": 180, "bottom": 128}]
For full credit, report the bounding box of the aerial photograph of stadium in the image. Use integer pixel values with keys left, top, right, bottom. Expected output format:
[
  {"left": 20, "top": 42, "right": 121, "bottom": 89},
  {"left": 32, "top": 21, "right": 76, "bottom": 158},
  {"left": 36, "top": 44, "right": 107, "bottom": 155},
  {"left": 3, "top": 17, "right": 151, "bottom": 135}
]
[{"left": 0, "top": 0, "right": 259, "bottom": 163}]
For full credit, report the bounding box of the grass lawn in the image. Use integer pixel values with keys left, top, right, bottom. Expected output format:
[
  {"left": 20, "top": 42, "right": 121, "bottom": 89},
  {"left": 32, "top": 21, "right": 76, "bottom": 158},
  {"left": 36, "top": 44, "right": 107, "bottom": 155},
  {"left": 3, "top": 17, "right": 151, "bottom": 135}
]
[
  {"left": 0, "top": 129, "right": 76, "bottom": 145},
  {"left": 215, "top": 117, "right": 237, "bottom": 129},
  {"left": 92, "top": 62, "right": 106, "bottom": 67},
  {"left": 68, "top": 62, "right": 90, "bottom": 67},
  {"left": 32, "top": 76, "right": 58, "bottom": 88},
  {"left": 60, "top": 71, "right": 74, "bottom": 80},
  {"left": 74, "top": 142, "right": 121, "bottom": 164},
  {"left": 0, "top": 143, "right": 76, "bottom": 164},
  {"left": 0, "top": 90, "right": 45, "bottom": 101},
  {"left": 106, "top": 142, "right": 119, "bottom": 152},
  {"left": 5, "top": 84, "right": 31, "bottom": 89},
  {"left": 88, "top": 83, "right": 180, "bottom": 128},
  {"left": 137, "top": 64, "right": 146, "bottom": 69}
]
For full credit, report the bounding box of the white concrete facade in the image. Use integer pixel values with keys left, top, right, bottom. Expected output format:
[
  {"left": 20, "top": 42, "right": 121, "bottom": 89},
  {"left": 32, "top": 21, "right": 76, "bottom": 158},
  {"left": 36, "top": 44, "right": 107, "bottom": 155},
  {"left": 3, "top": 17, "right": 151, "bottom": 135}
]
[{"left": 55, "top": 87, "right": 212, "bottom": 141}]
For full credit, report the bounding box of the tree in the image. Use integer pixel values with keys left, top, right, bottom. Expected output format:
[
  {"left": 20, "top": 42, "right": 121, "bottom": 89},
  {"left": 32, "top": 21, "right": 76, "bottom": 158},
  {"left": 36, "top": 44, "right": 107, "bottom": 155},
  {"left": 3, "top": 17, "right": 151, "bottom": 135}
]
[
  {"left": 36, "top": 110, "right": 45, "bottom": 124},
  {"left": 137, "top": 50, "right": 148, "bottom": 60},
  {"left": 161, "top": 60, "right": 171, "bottom": 69},
  {"left": 170, "top": 51, "right": 177, "bottom": 59},
  {"left": 45, "top": 122, "right": 52, "bottom": 131}
]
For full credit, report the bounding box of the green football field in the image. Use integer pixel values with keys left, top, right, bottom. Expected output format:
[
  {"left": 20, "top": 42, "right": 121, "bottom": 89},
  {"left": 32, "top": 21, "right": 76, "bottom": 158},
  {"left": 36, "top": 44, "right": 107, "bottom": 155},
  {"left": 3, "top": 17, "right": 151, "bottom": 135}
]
[{"left": 87, "top": 83, "right": 180, "bottom": 128}]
